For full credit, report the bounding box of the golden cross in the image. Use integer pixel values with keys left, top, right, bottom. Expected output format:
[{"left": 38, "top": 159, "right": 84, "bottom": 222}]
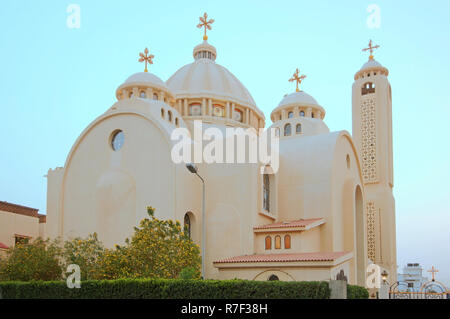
[
  {"left": 197, "top": 12, "right": 214, "bottom": 41},
  {"left": 362, "top": 39, "right": 380, "bottom": 60},
  {"left": 289, "top": 68, "right": 306, "bottom": 92},
  {"left": 428, "top": 266, "right": 439, "bottom": 281},
  {"left": 138, "top": 47, "right": 154, "bottom": 73}
]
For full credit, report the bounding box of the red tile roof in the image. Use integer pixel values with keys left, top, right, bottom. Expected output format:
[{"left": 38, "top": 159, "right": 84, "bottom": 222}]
[
  {"left": 0, "top": 242, "right": 9, "bottom": 249},
  {"left": 0, "top": 201, "right": 46, "bottom": 223},
  {"left": 214, "top": 252, "right": 350, "bottom": 264},
  {"left": 254, "top": 218, "right": 324, "bottom": 231}
]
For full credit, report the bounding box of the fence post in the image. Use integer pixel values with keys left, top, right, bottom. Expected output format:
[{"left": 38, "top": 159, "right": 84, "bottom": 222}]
[
  {"left": 378, "top": 282, "right": 390, "bottom": 299},
  {"left": 329, "top": 280, "right": 347, "bottom": 299}
]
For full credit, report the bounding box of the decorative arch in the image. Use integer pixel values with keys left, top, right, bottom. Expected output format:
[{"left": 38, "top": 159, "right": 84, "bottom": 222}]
[
  {"left": 183, "top": 211, "right": 196, "bottom": 241},
  {"left": 60, "top": 108, "right": 176, "bottom": 236},
  {"left": 274, "top": 235, "right": 281, "bottom": 249},
  {"left": 252, "top": 269, "right": 295, "bottom": 282},
  {"left": 284, "top": 123, "right": 291, "bottom": 136},
  {"left": 265, "top": 236, "right": 271, "bottom": 250},
  {"left": 362, "top": 82, "right": 375, "bottom": 95},
  {"left": 189, "top": 103, "right": 202, "bottom": 116},
  {"left": 284, "top": 235, "right": 291, "bottom": 249},
  {"left": 263, "top": 174, "right": 270, "bottom": 212},
  {"left": 296, "top": 123, "right": 302, "bottom": 134}
]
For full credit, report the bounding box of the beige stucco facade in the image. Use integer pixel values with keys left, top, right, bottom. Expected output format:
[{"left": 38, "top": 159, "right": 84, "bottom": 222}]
[{"left": 43, "top": 34, "right": 396, "bottom": 286}]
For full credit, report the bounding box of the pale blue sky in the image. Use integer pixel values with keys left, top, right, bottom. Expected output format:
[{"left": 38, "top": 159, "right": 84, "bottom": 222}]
[{"left": 1, "top": 0, "right": 449, "bottom": 285}]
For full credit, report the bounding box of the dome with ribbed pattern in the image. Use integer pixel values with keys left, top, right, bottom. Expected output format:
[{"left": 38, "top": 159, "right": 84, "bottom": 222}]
[{"left": 166, "top": 41, "right": 264, "bottom": 118}]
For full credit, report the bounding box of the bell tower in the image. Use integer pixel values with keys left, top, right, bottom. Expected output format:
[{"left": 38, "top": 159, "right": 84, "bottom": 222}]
[{"left": 352, "top": 41, "right": 397, "bottom": 282}]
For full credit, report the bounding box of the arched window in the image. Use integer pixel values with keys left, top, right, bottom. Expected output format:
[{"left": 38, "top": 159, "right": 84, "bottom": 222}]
[
  {"left": 233, "top": 109, "right": 243, "bottom": 122},
  {"left": 362, "top": 82, "right": 375, "bottom": 95},
  {"left": 284, "top": 235, "right": 291, "bottom": 249},
  {"left": 175, "top": 118, "right": 179, "bottom": 127},
  {"left": 296, "top": 124, "right": 302, "bottom": 134},
  {"left": 184, "top": 213, "right": 191, "bottom": 239},
  {"left": 189, "top": 103, "right": 202, "bottom": 116},
  {"left": 268, "top": 274, "right": 279, "bottom": 281},
  {"left": 168, "top": 110, "right": 172, "bottom": 122},
  {"left": 129, "top": 91, "right": 134, "bottom": 98},
  {"left": 161, "top": 108, "right": 165, "bottom": 119},
  {"left": 300, "top": 110, "right": 305, "bottom": 117},
  {"left": 153, "top": 93, "right": 158, "bottom": 100},
  {"left": 275, "top": 235, "right": 281, "bottom": 249},
  {"left": 265, "top": 236, "right": 271, "bottom": 250},
  {"left": 311, "top": 112, "right": 315, "bottom": 118},
  {"left": 139, "top": 91, "right": 146, "bottom": 98},
  {"left": 288, "top": 111, "right": 294, "bottom": 118},
  {"left": 263, "top": 174, "right": 270, "bottom": 212},
  {"left": 284, "top": 123, "right": 291, "bottom": 136},
  {"left": 213, "top": 104, "right": 224, "bottom": 117}
]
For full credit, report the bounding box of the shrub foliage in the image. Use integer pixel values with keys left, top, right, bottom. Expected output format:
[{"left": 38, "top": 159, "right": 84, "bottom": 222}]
[
  {"left": 347, "top": 284, "right": 369, "bottom": 299},
  {"left": 0, "top": 279, "right": 331, "bottom": 299}
]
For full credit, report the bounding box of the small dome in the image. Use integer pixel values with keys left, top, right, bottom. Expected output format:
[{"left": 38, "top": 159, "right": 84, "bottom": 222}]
[
  {"left": 360, "top": 58, "right": 382, "bottom": 70},
  {"left": 271, "top": 91, "right": 325, "bottom": 123},
  {"left": 354, "top": 58, "right": 389, "bottom": 80},
  {"left": 193, "top": 41, "right": 217, "bottom": 61},
  {"left": 116, "top": 71, "right": 173, "bottom": 101},
  {"left": 123, "top": 72, "right": 168, "bottom": 91},
  {"left": 278, "top": 91, "right": 319, "bottom": 108}
]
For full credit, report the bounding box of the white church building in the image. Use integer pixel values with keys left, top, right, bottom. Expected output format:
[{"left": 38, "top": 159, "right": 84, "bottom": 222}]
[{"left": 44, "top": 15, "right": 397, "bottom": 286}]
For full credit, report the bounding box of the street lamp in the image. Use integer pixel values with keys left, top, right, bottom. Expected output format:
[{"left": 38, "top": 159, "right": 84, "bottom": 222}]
[
  {"left": 381, "top": 270, "right": 389, "bottom": 284},
  {"left": 186, "top": 163, "right": 206, "bottom": 279}
]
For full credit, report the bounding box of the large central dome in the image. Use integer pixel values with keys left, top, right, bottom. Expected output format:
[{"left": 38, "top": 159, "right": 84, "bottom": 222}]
[{"left": 166, "top": 41, "right": 265, "bottom": 125}]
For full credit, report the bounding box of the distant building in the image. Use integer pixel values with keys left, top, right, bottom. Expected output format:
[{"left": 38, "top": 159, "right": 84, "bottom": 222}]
[
  {"left": 0, "top": 201, "right": 46, "bottom": 256},
  {"left": 397, "top": 263, "right": 429, "bottom": 291}
]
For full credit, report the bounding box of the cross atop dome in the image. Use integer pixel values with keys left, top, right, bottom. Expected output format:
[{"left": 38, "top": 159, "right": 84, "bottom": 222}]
[
  {"left": 428, "top": 266, "right": 439, "bottom": 282},
  {"left": 362, "top": 40, "right": 380, "bottom": 61},
  {"left": 289, "top": 68, "right": 306, "bottom": 92},
  {"left": 197, "top": 12, "right": 214, "bottom": 41},
  {"left": 138, "top": 47, "right": 154, "bottom": 73}
]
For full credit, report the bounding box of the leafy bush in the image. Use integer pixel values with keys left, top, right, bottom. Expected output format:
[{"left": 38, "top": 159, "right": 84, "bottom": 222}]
[
  {"left": 62, "top": 233, "right": 104, "bottom": 280},
  {"left": 178, "top": 267, "right": 200, "bottom": 280},
  {"left": 347, "top": 284, "right": 369, "bottom": 299},
  {"left": 0, "top": 238, "right": 62, "bottom": 281},
  {"left": 0, "top": 207, "right": 200, "bottom": 282},
  {"left": 93, "top": 207, "right": 201, "bottom": 280},
  {"left": 0, "top": 279, "right": 330, "bottom": 299}
]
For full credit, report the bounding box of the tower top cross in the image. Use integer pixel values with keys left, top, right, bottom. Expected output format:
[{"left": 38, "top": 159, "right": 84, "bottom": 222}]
[
  {"left": 138, "top": 48, "right": 154, "bottom": 73},
  {"left": 289, "top": 68, "right": 306, "bottom": 92},
  {"left": 428, "top": 266, "right": 439, "bottom": 282},
  {"left": 197, "top": 12, "right": 214, "bottom": 41},
  {"left": 362, "top": 40, "right": 380, "bottom": 60}
]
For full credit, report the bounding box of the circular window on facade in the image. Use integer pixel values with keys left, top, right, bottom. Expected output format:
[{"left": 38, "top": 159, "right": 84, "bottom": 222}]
[{"left": 111, "top": 130, "right": 124, "bottom": 151}]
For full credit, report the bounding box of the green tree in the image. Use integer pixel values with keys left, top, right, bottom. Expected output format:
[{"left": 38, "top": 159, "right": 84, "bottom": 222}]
[
  {"left": 94, "top": 207, "right": 201, "bottom": 280},
  {"left": 62, "top": 233, "right": 104, "bottom": 280},
  {"left": 0, "top": 238, "right": 62, "bottom": 281}
]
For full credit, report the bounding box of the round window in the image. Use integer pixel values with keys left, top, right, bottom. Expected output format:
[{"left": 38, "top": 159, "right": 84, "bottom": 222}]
[{"left": 111, "top": 130, "right": 124, "bottom": 151}]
